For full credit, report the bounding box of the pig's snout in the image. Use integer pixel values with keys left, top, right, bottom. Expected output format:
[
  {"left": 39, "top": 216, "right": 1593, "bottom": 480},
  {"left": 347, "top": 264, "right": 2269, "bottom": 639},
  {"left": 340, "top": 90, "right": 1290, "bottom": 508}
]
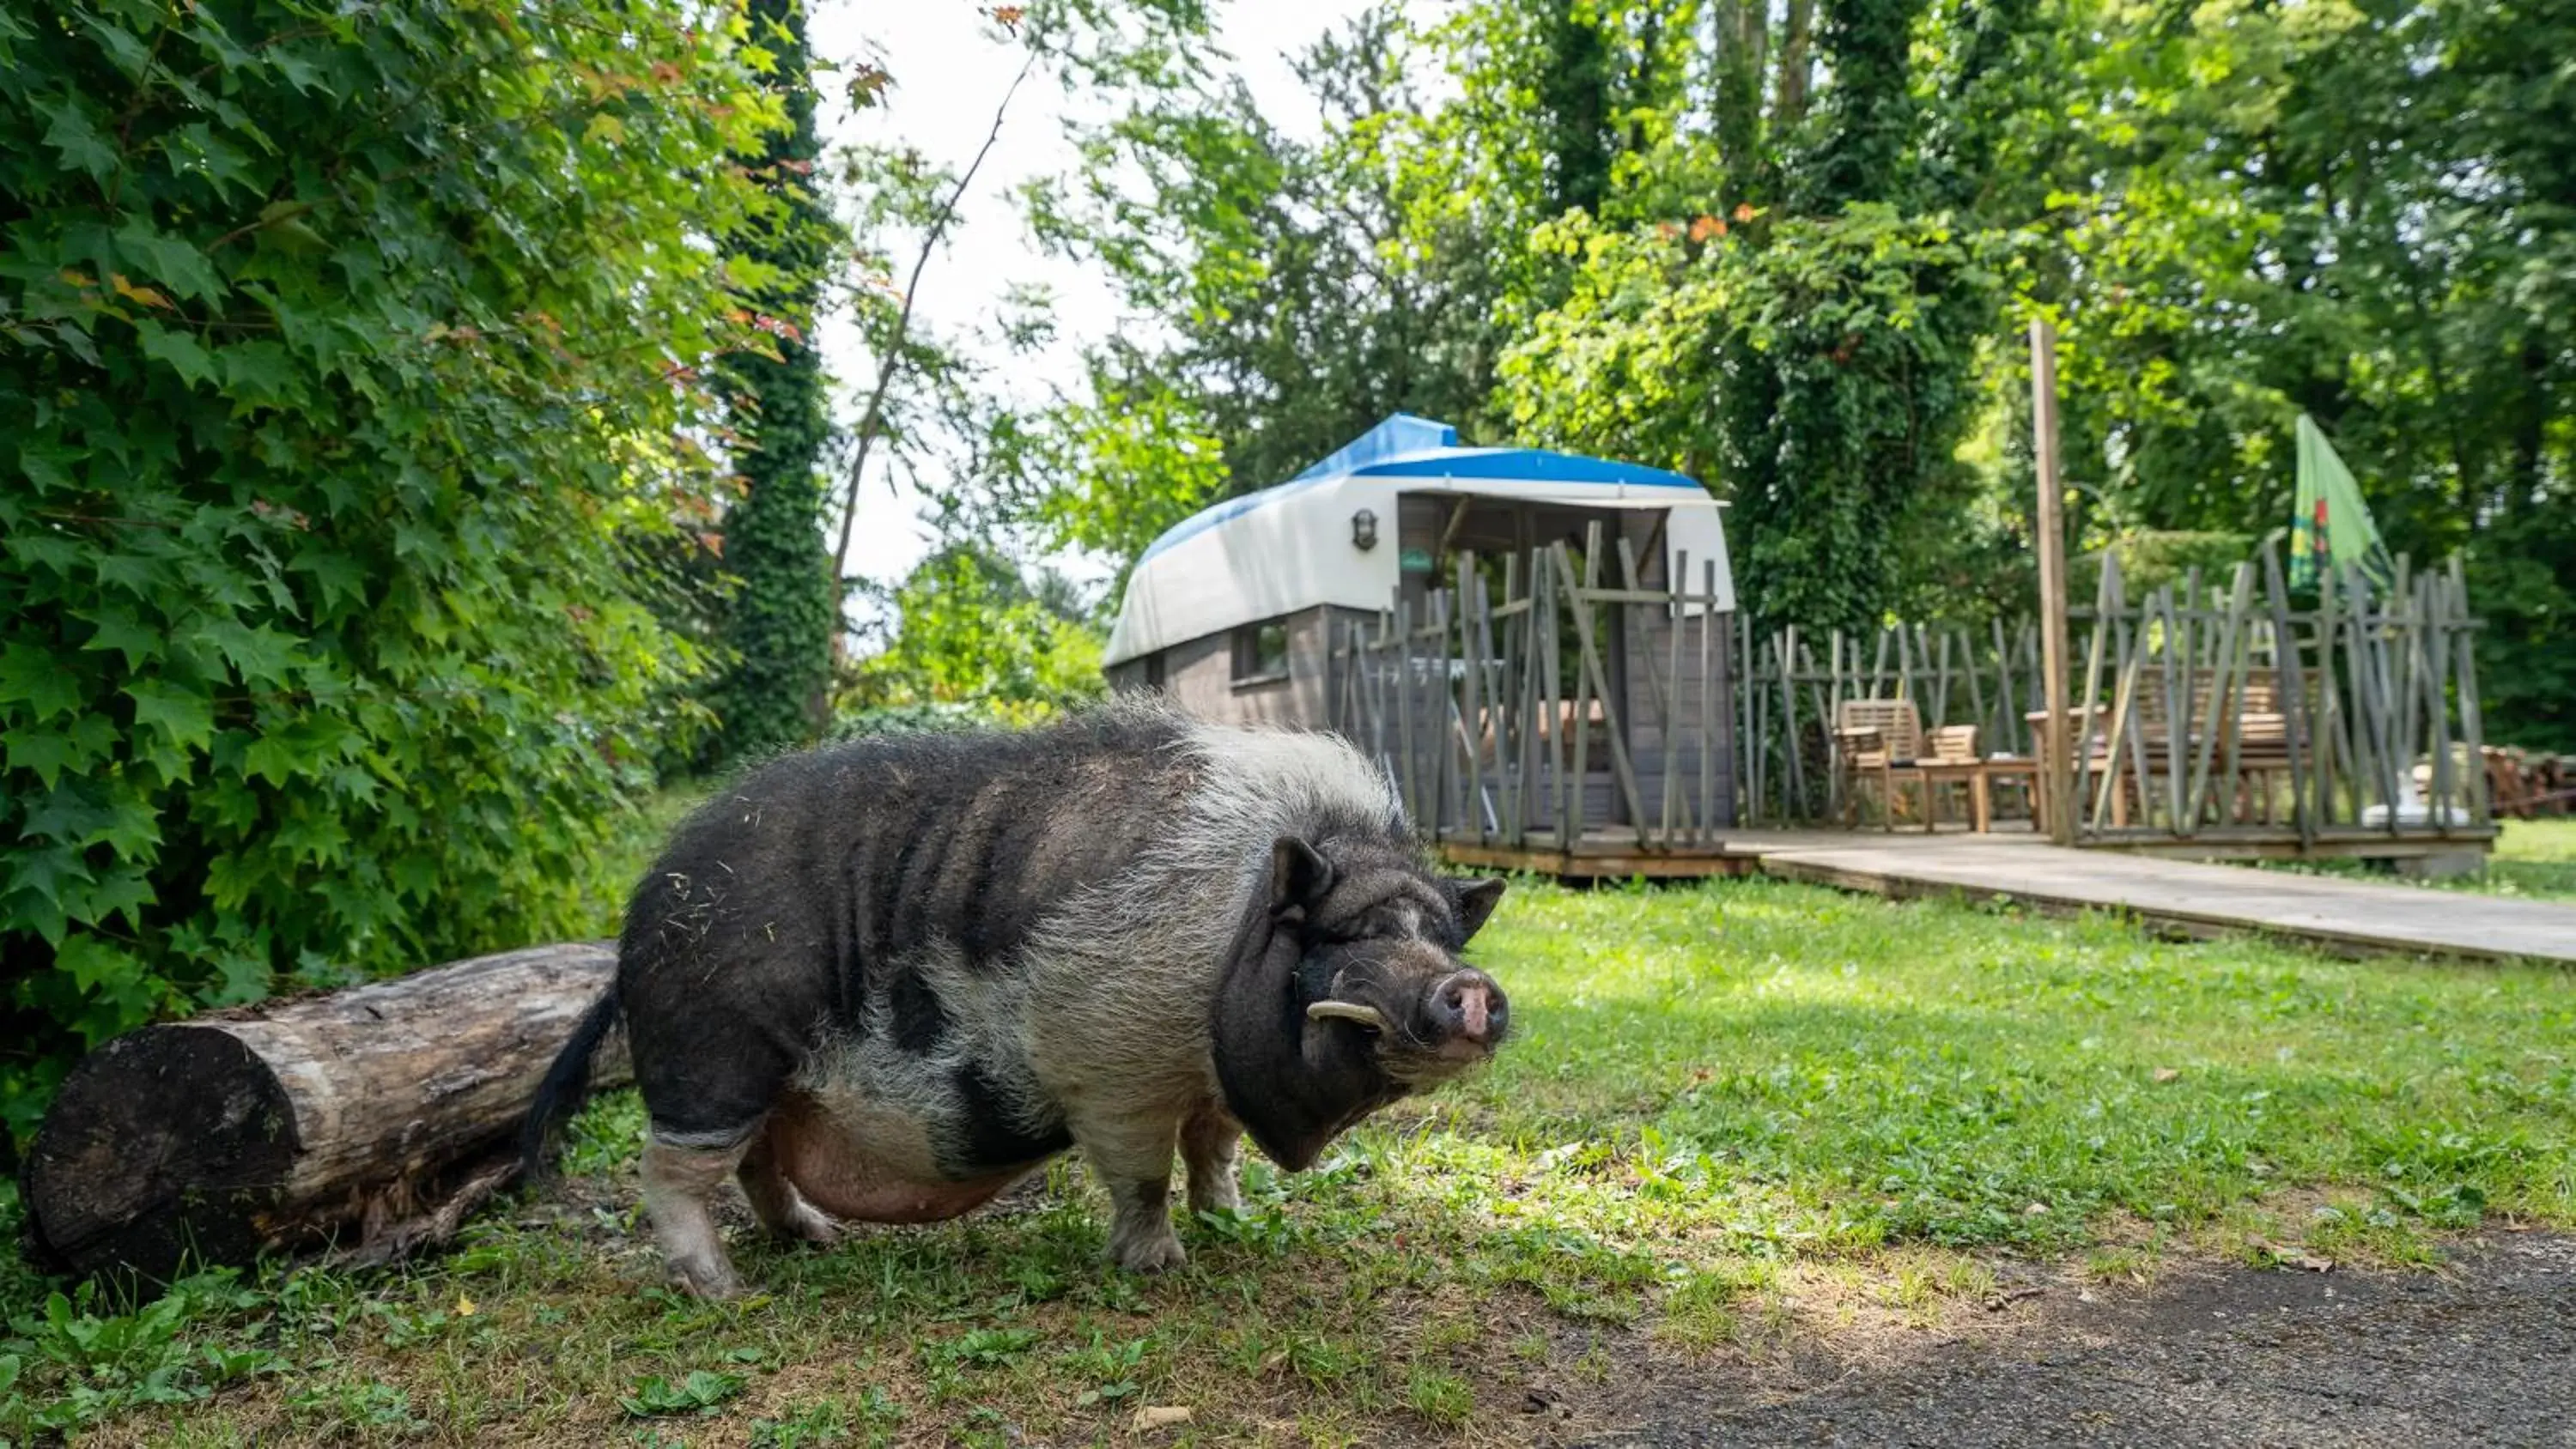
[{"left": 1426, "top": 968, "right": 1506, "bottom": 1049}]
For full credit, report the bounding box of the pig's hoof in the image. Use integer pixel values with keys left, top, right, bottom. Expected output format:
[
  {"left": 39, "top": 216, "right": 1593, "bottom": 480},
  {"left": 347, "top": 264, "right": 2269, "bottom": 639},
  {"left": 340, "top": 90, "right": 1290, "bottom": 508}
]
[
  {"left": 1188, "top": 1181, "right": 1243, "bottom": 1216},
  {"left": 1111, "top": 1231, "right": 1188, "bottom": 1274},
  {"left": 767, "top": 1201, "right": 841, "bottom": 1246},
  {"left": 670, "top": 1254, "right": 745, "bottom": 1300}
]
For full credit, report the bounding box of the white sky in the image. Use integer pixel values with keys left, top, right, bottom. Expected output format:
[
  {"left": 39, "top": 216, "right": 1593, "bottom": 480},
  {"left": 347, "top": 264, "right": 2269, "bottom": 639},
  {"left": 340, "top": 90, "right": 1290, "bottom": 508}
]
[{"left": 805, "top": 0, "right": 1425, "bottom": 597}]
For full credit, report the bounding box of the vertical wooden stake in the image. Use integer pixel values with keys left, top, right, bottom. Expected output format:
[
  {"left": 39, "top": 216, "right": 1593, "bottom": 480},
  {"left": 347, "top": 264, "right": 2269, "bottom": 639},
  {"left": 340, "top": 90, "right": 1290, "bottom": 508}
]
[{"left": 2032, "top": 319, "right": 2075, "bottom": 845}]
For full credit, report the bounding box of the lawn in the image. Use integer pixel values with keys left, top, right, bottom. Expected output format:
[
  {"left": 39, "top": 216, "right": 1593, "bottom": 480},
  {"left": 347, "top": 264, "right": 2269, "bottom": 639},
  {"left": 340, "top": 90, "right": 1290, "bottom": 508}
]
[
  {"left": 2242, "top": 817, "right": 2576, "bottom": 903},
  {"left": 5, "top": 876, "right": 2572, "bottom": 1446}
]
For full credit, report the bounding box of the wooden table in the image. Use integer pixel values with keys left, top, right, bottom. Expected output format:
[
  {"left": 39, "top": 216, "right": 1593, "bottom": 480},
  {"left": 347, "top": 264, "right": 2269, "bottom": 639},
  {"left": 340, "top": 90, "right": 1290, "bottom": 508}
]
[{"left": 1970, "top": 755, "right": 2041, "bottom": 832}]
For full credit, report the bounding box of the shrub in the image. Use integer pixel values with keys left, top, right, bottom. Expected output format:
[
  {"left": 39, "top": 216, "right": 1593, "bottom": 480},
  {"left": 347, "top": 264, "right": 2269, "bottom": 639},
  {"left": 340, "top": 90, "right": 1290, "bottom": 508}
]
[{"left": 0, "top": 0, "right": 779, "bottom": 1150}]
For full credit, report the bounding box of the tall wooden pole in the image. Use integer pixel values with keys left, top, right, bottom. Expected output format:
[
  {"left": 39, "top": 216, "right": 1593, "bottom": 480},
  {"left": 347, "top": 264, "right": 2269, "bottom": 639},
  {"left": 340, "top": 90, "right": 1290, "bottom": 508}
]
[{"left": 2032, "top": 319, "right": 2075, "bottom": 846}]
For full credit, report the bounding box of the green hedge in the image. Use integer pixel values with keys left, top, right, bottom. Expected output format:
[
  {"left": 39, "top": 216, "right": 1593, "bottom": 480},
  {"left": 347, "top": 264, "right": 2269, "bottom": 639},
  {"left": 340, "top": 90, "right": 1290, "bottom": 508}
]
[{"left": 0, "top": 0, "right": 781, "bottom": 1150}]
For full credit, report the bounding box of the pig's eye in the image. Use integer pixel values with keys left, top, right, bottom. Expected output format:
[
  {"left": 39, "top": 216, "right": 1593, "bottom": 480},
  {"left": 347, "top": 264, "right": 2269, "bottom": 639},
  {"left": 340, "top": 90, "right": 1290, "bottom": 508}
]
[
  {"left": 1307, "top": 911, "right": 1398, "bottom": 948},
  {"left": 1347, "top": 907, "right": 1420, "bottom": 942}
]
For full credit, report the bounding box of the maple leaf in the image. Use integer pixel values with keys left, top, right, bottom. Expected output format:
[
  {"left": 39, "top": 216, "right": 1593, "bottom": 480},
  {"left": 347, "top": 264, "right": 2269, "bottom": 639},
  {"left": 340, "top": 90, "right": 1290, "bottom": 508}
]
[{"left": 110, "top": 274, "right": 174, "bottom": 310}]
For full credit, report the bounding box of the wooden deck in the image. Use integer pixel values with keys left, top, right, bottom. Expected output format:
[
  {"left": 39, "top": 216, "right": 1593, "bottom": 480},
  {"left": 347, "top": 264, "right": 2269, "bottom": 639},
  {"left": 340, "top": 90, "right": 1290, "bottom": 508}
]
[
  {"left": 1737, "top": 832, "right": 2576, "bottom": 965},
  {"left": 1437, "top": 828, "right": 2575, "bottom": 964}
]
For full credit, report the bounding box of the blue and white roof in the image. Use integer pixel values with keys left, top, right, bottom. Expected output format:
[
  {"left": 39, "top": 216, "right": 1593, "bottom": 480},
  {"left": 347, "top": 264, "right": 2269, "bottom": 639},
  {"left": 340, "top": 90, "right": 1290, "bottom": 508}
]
[{"left": 1104, "top": 415, "right": 1733, "bottom": 666}]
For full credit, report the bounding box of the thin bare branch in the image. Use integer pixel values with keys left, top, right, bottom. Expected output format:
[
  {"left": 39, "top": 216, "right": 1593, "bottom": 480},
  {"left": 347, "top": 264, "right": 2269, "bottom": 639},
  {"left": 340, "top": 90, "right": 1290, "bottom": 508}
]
[{"left": 832, "top": 52, "right": 1038, "bottom": 593}]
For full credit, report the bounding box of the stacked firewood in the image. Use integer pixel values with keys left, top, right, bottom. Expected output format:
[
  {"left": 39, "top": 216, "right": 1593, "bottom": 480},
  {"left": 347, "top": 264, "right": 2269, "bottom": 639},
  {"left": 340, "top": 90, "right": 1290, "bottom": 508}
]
[{"left": 2476, "top": 748, "right": 2573, "bottom": 817}]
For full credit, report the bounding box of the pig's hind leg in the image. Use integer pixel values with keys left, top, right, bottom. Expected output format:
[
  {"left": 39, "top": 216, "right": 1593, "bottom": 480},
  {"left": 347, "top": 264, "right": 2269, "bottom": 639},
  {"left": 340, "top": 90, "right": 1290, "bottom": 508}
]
[
  {"left": 632, "top": 1025, "right": 810, "bottom": 1298},
  {"left": 641, "top": 1133, "right": 754, "bottom": 1300},
  {"left": 738, "top": 1127, "right": 838, "bottom": 1246},
  {"left": 625, "top": 951, "right": 821, "bottom": 1297}
]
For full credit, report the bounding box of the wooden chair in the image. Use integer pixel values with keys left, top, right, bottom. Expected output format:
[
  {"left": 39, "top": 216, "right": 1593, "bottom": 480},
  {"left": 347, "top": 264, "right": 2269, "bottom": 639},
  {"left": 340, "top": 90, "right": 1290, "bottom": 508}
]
[
  {"left": 1917, "top": 725, "right": 1990, "bottom": 832},
  {"left": 1836, "top": 699, "right": 1927, "bottom": 829}
]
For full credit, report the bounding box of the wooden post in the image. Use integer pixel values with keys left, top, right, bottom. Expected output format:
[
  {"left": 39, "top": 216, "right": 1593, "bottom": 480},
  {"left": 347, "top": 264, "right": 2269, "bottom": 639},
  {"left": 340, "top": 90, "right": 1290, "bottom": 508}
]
[
  {"left": 2448, "top": 558, "right": 2489, "bottom": 828},
  {"left": 1462, "top": 559, "right": 1489, "bottom": 846},
  {"left": 2070, "top": 549, "right": 2117, "bottom": 835},
  {"left": 1739, "top": 610, "right": 1760, "bottom": 823},
  {"left": 2031, "top": 319, "right": 2075, "bottom": 844},
  {"left": 2262, "top": 542, "right": 2316, "bottom": 850},
  {"left": 1701, "top": 560, "right": 1722, "bottom": 837},
  {"left": 1394, "top": 596, "right": 1419, "bottom": 825}
]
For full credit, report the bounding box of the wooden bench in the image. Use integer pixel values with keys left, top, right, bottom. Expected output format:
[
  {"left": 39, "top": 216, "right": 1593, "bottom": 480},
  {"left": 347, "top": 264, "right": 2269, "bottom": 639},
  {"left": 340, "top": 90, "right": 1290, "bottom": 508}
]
[{"left": 2028, "top": 669, "right": 2300, "bottom": 827}]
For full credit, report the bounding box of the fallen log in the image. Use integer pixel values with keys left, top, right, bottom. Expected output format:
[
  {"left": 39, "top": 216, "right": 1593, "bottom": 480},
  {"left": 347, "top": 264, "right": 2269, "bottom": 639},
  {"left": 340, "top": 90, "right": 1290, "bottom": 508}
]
[{"left": 21, "top": 942, "right": 626, "bottom": 1283}]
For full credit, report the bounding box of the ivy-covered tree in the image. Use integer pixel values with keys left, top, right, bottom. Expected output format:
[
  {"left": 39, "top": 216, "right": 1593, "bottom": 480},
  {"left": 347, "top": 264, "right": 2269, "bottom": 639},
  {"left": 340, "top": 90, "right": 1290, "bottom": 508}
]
[
  {"left": 1711, "top": 0, "right": 2021, "bottom": 634},
  {"left": 707, "top": 0, "right": 839, "bottom": 766},
  {"left": 1536, "top": 1, "right": 1617, "bottom": 216}
]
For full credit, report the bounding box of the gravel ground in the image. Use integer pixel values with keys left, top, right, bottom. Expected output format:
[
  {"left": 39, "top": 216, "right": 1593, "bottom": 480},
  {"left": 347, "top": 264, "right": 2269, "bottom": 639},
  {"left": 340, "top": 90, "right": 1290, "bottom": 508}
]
[{"left": 1570, "top": 1231, "right": 2576, "bottom": 1449}]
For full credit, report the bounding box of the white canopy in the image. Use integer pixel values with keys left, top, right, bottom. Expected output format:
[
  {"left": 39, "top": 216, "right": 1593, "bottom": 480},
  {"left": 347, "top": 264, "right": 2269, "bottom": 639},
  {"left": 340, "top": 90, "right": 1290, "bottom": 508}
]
[{"left": 1104, "top": 415, "right": 1734, "bottom": 667}]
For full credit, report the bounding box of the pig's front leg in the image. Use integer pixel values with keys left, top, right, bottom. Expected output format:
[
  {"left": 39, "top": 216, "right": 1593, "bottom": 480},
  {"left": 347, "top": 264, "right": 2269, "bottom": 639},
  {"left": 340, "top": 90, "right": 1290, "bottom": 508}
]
[
  {"left": 1181, "top": 1100, "right": 1243, "bottom": 1216},
  {"left": 1074, "top": 1113, "right": 1186, "bottom": 1272}
]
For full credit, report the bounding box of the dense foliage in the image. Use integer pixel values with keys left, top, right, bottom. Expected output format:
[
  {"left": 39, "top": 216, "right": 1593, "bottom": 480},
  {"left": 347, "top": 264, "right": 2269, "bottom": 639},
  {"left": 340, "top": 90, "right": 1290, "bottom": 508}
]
[
  {"left": 1025, "top": 8, "right": 1511, "bottom": 527},
  {"left": 707, "top": 0, "right": 841, "bottom": 767},
  {"left": 0, "top": 0, "right": 776, "bottom": 1147},
  {"left": 2022, "top": 0, "right": 2576, "bottom": 749},
  {"left": 1004, "top": 0, "right": 2570, "bottom": 747},
  {"left": 837, "top": 545, "right": 1104, "bottom": 726}
]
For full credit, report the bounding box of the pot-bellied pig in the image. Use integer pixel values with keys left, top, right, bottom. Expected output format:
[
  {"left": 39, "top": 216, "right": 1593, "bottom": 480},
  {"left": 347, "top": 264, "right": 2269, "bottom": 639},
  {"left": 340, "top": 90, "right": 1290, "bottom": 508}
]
[{"left": 521, "top": 700, "right": 1508, "bottom": 1298}]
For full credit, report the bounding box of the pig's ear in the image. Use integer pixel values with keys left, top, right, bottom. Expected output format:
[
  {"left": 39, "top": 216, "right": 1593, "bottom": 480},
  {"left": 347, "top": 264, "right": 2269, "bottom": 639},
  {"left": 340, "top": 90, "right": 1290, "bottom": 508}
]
[
  {"left": 1446, "top": 876, "right": 1506, "bottom": 943},
  {"left": 1269, "top": 836, "right": 1335, "bottom": 920}
]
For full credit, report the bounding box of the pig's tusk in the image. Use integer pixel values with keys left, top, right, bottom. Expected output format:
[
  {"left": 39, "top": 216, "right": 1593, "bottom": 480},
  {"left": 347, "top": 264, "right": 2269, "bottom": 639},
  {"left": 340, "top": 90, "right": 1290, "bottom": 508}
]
[{"left": 1305, "top": 1000, "right": 1388, "bottom": 1032}]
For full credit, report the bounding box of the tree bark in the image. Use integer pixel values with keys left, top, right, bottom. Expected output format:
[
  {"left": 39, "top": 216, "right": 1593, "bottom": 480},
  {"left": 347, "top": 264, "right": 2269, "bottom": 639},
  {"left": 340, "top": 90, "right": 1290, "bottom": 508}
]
[
  {"left": 20, "top": 943, "right": 626, "bottom": 1283},
  {"left": 1774, "top": 0, "right": 1816, "bottom": 130}
]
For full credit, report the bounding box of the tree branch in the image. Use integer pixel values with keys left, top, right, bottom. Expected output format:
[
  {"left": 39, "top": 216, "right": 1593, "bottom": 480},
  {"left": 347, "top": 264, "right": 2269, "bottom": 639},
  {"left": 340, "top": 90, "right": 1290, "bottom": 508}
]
[{"left": 831, "top": 52, "right": 1038, "bottom": 596}]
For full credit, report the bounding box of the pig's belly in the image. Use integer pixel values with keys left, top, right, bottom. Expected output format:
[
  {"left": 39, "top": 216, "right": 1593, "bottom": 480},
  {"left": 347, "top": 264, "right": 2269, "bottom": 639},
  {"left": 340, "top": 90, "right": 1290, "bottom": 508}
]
[{"left": 766, "top": 1091, "right": 1027, "bottom": 1223}]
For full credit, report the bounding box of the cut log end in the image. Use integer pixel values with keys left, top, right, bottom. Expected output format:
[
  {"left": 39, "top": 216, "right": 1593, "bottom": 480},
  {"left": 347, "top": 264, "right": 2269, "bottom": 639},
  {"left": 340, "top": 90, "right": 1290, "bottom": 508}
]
[{"left": 21, "top": 1026, "right": 301, "bottom": 1279}]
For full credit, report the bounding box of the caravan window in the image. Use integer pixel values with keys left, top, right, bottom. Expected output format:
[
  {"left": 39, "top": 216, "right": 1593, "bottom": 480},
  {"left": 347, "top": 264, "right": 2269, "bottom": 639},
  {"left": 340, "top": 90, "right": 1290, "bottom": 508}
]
[{"left": 1232, "top": 617, "right": 1291, "bottom": 685}]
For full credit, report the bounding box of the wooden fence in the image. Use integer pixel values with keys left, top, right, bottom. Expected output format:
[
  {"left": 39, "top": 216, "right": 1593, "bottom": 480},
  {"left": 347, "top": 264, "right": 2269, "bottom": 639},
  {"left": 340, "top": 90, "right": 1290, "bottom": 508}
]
[
  {"left": 1732, "top": 543, "right": 2491, "bottom": 844},
  {"left": 2057, "top": 546, "right": 2488, "bottom": 846},
  {"left": 1733, "top": 619, "right": 2045, "bottom": 825},
  {"left": 1332, "top": 530, "right": 2488, "bottom": 855},
  {"left": 1327, "top": 531, "right": 1735, "bottom": 852}
]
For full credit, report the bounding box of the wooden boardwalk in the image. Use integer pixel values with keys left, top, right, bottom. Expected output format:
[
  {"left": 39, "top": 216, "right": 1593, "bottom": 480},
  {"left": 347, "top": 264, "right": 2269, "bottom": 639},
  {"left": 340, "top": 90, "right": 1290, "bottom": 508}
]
[{"left": 1730, "top": 831, "right": 2576, "bottom": 965}]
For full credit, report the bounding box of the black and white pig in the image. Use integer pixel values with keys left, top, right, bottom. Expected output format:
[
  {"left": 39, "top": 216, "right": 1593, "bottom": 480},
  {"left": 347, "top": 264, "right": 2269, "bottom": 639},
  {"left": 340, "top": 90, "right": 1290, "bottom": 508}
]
[{"left": 521, "top": 700, "right": 1509, "bottom": 1298}]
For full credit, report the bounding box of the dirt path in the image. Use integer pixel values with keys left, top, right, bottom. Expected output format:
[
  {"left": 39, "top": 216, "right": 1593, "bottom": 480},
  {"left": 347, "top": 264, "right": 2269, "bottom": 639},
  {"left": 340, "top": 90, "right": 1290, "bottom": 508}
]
[{"left": 1567, "top": 1230, "right": 2576, "bottom": 1448}]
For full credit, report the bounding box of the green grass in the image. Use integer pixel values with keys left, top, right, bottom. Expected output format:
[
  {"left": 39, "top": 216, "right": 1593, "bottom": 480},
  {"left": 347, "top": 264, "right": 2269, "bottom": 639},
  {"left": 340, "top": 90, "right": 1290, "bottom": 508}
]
[
  {"left": 2482, "top": 818, "right": 2576, "bottom": 899},
  {"left": 6, "top": 877, "right": 2572, "bottom": 1445},
  {"left": 2244, "top": 817, "right": 2576, "bottom": 902}
]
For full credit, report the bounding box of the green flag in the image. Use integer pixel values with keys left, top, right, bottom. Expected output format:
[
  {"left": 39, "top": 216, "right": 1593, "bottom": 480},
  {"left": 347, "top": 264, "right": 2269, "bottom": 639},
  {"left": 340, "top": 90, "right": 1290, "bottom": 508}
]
[{"left": 2290, "top": 414, "right": 2395, "bottom": 592}]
